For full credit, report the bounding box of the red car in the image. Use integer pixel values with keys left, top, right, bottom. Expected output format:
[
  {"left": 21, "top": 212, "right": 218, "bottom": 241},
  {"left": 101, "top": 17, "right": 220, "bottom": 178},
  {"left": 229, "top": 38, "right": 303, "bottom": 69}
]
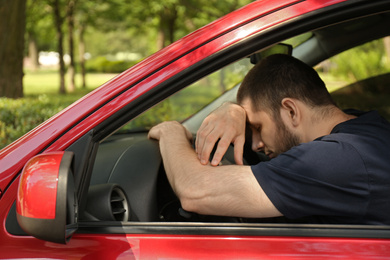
[{"left": 2, "top": 0, "right": 390, "bottom": 258}]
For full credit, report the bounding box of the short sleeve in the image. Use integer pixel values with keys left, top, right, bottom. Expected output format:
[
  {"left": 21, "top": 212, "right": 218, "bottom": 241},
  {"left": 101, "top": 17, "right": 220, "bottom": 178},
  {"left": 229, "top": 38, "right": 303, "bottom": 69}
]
[{"left": 251, "top": 139, "right": 370, "bottom": 219}]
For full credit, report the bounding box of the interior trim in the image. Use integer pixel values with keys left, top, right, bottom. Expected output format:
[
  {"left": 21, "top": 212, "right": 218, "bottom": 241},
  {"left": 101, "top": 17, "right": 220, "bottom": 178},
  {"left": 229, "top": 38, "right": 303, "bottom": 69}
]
[{"left": 77, "top": 222, "right": 390, "bottom": 239}]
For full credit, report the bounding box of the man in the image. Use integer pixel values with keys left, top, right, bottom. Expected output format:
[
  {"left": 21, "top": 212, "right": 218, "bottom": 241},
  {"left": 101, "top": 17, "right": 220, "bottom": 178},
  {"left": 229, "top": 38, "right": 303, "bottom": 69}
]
[{"left": 149, "top": 54, "right": 390, "bottom": 224}]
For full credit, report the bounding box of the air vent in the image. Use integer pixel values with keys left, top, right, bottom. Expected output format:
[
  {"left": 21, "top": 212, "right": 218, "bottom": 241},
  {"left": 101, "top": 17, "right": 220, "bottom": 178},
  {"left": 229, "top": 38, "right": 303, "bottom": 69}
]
[
  {"left": 83, "top": 184, "right": 130, "bottom": 221},
  {"left": 110, "top": 187, "right": 129, "bottom": 221}
]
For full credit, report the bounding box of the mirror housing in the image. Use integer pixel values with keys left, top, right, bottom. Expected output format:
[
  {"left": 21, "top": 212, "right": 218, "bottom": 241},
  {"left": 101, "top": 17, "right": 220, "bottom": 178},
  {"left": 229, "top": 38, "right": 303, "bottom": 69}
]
[{"left": 16, "top": 151, "right": 78, "bottom": 244}]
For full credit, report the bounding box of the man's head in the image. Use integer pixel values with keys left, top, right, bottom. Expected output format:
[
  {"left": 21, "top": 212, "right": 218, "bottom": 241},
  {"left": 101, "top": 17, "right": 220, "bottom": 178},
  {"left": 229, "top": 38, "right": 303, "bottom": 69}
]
[
  {"left": 237, "top": 54, "right": 336, "bottom": 157},
  {"left": 237, "top": 54, "right": 335, "bottom": 118}
]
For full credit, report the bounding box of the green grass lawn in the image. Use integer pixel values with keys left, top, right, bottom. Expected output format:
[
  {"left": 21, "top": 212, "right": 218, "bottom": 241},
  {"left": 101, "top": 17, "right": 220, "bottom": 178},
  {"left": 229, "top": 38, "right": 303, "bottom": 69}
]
[{"left": 23, "top": 70, "right": 116, "bottom": 97}]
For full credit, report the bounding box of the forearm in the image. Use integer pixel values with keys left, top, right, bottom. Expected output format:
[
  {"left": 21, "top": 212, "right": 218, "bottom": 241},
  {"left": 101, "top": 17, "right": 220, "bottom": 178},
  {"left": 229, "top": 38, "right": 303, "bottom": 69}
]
[
  {"left": 158, "top": 133, "right": 279, "bottom": 218},
  {"left": 158, "top": 132, "right": 205, "bottom": 199},
  {"left": 149, "top": 121, "right": 282, "bottom": 218},
  {"left": 158, "top": 132, "right": 230, "bottom": 214}
]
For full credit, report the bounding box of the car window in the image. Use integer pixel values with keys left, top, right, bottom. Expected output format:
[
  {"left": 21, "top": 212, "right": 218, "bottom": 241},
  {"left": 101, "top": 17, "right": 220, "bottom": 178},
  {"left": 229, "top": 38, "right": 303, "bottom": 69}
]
[
  {"left": 87, "top": 34, "right": 390, "bottom": 224},
  {"left": 317, "top": 37, "right": 390, "bottom": 120},
  {"left": 86, "top": 58, "right": 253, "bottom": 222},
  {"left": 116, "top": 58, "right": 253, "bottom": 133}
]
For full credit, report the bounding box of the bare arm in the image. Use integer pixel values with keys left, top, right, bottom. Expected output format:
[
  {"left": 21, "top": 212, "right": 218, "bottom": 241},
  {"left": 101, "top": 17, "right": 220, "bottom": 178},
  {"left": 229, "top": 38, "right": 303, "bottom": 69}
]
[
  {"left": 148, "top": 121, "right": 282, "bottom": 218},
  {"left": 196, "top": 102, "right": 247, "bottom": 166}
]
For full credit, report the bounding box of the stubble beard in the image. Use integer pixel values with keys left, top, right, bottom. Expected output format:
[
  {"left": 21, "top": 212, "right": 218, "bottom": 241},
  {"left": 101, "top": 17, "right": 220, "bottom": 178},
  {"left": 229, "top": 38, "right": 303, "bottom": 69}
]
[{"left": 273, "top": 119, "right": 301, "bottom": 157}]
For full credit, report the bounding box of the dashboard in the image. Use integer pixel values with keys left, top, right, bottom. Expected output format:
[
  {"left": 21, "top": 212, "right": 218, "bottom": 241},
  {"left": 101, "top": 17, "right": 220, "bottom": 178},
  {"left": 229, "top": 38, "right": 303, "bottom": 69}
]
[{"left": 86, "top": 131, "right": 268, "bottom": 223}]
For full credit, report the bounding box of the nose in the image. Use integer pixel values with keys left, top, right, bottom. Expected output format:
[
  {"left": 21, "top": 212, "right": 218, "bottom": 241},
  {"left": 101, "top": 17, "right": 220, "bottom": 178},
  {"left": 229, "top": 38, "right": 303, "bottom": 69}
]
[{"left": 252, "top": 133, "right": 264, "bottom": 152}]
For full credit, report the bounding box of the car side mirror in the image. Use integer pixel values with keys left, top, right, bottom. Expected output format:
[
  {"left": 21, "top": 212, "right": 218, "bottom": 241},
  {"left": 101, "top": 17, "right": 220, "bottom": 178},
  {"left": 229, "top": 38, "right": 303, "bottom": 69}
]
[{"left": 16, "top": 151, "right": 78, "bottom": 244}]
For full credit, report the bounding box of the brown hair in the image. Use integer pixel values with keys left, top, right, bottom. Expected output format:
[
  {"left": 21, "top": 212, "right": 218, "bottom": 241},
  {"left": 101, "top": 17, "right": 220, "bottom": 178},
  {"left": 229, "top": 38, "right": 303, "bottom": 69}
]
[{"left": 237, "top": 54, "right": 335, "bottom": 118}]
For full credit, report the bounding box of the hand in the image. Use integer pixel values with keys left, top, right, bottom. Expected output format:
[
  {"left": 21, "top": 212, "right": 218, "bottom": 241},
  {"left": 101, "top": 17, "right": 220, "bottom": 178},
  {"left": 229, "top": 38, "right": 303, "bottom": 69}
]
[
  {"left": 196, "top": 102, "right": 246, "bottom": 166},
  {"left": 148, "top": 121, "right": 193, "bottom": 142}
]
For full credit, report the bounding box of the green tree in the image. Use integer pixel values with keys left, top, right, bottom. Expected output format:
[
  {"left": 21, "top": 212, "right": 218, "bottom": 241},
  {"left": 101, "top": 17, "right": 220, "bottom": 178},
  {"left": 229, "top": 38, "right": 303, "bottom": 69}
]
[
  {"left": 66, "top": 0, "right": 77, "bottom": 92},
  {"left": 0, "top": 0, "right": 26, "bottom": 98},
  {"left": 49, "top": 0, "right": 67, "bottom": 94},
  {"left": 27, "top": 0, "right": 69, "bottom": 94},
  {"left": 124, "top": 0, "right": 252, "bottom": 50},
  {"left": 26, "top": 0, "right": 55, "bottom": 71},
  {"left": 23, "top": 0, "right": 253, "bottom": 94},
  {"left": 330, "top": 39, "right": 390, "bottom": 82}
]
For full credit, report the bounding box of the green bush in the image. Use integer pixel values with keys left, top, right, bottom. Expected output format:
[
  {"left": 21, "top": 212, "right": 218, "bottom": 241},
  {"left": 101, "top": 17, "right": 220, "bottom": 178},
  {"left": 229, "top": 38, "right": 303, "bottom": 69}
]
[
  {"left": 329, "top": 39, "right": 390, "bottom": 81},
  {"left": 0, "top": 95, "right": 70, "bottom": 149},
  {"left": 122, "top": 99, "right": 195, "bottom": 131},
  {"left": 85, "top": 56, "right": 137, "bottom": 73}
]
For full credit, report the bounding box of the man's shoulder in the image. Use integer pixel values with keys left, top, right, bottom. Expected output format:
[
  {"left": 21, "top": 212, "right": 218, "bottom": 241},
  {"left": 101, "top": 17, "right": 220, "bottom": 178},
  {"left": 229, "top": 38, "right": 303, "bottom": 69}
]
[
  {"left": 332, "top": 110, "right": 390, "bottom": 135},
  {"left": 256, "top": 139, "right": 365, "bottom": 180}
]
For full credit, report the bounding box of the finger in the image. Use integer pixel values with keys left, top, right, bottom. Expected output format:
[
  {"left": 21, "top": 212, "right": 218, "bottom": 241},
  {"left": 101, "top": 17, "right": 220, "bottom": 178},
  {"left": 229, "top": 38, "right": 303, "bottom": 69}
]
[
  {"left": 196, "top": 121, "right": 215, "bottom": 157},
  {"left": 233, "top": 136, "right": 245, "bottom": 165},
  {"left": 199, "top": 128, "right": 222, "bottom": 165},
  {"left": 195, "top": 123, "right": 207, "bottom": 153},
  {"left": 195, "top": 118, "right": 212, "bottom": 153},
  {"left": 196, "top": 112, "right": 219, "bottom": 151},
  {"left": 210, "top": 137, "right": 232, "bottom": 166},
  {"left": 147, "top": 126, "right": 159, "bottom": 140}
]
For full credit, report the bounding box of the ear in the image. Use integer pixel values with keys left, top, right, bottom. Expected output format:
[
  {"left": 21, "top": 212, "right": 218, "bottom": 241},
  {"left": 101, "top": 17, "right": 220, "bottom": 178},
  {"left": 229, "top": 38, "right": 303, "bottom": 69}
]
[{"left": 280, "top": 98, "right": 301, "bottom": 127}]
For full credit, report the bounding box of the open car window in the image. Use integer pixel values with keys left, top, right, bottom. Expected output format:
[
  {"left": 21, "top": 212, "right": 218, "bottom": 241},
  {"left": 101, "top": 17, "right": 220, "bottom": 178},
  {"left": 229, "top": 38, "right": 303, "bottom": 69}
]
[
  {"left": 116, "top": 58, "right": 253, "bottom": 134},
  {"left": 85, "top": 57, "right": 254, "bottom": 222},
  {"left": 86, "top": 33, "right": 390, "bottom": 225},
  {"left": 320, "top": 37, "right": 390, "bottom": 121}
]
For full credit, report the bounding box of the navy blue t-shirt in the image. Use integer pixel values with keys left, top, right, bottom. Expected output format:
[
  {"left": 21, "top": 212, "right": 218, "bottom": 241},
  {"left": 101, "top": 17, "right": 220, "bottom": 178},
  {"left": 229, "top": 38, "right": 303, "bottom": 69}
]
[{"left": 251, "top": 111, "right": 390, "bottom": 224}]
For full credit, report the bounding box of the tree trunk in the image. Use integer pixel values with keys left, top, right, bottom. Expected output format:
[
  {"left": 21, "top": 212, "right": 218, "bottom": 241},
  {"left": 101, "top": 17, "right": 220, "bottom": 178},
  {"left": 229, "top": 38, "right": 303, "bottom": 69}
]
[
  {"left": 67, "top": 0, "right": 76, "bottom": 92},
  {"left": 52, "top": 0, "right": 66, "bottom": 94},
  {"left": 28, "top": 33, "right": 40, "bottom": 71},
  {"left": 0, "top": 0, "right": 26, "bottom": 98},
  {"left": 79, "top": 24, "right": 87, "bottom": 88},
  {"left": 157, "top": 6, "right": 177, "bottom": 50}
]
